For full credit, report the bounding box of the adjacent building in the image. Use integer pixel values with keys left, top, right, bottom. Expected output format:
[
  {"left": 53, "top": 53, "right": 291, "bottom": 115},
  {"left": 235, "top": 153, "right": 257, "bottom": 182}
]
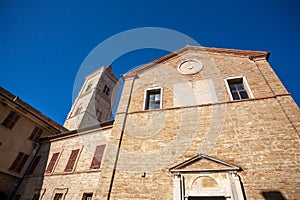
[
  {"left": 0, "top": 87, "right": 67, "bottom": 200},
  {"left": 3, "top": 46, "right": 300, "bottom": 200}
]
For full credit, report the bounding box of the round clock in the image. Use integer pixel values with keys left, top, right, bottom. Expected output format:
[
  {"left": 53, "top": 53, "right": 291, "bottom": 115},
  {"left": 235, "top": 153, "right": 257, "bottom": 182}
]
[{"left": 178, "top": 60, "right": 203, "bottom": 75}]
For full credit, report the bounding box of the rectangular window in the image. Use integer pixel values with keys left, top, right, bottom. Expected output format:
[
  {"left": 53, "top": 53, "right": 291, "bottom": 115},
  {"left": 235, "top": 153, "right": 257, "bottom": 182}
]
[
  {"left": 28, "top": 127, "right": 43, "bottom": 143},
  {"left": 225, "top": 76, "right": 252, "bottom": 100},
  {"left": 27, "top": 156, "right": 41, "bottom": 175},
  {"left": 90, "top": 145, "right": 105, "bottom": 169},
  {"left": 82, "top": 193, "right": 93, "bottom": 200},
  {"left": 103, "top": 85, "right": 110, "bottom": 96},
  {"left": 144, "top": 88, "right": 162, "bottom": 110},
  {"left": 53, "top": 193, "right": 63, "bottom": 200},
  {"left": 51, "top": 188, "right": 67, "bottom": 200},
  {"left": 1, "top": 111, "right": 20, "bottom": 129},
  {"left": 46, "top": 153, "right": 60, "bottom": 173},
  {"left": 9, "top": 152, "right": 29, "bottom": 173},
  {"left": 64, "top": 149, "right": 80, "bottom": 172}
]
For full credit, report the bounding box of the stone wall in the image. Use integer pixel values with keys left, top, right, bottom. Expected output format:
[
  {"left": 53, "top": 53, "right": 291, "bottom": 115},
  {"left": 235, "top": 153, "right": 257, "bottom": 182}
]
[
  {"left": 105, "top": 48, "right": 299, "bottom": 200},
  {"left": 0, "top": 172, "right": 20, "bottom": 199},
  {"left": 15, "top": 125, "right": 112, "bottom": 200},
  {"left": 13, "top": 47, "right": 299, "bottom": 200}
]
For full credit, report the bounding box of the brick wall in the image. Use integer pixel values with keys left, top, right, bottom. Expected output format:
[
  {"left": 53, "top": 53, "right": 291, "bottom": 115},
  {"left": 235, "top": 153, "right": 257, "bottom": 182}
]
[{"left": 0, "top": 172, "right": 20, "bottom": 199}]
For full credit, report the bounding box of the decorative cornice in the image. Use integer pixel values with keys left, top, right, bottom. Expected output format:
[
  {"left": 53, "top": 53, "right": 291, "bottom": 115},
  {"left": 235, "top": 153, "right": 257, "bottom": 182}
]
[
  {"left": 40, "top": 120, "right": 114, "bottom": 141},
  {"left": 249, "top": 53, "right": 270, "bottom": 61},
  {"left": 122, "top": 46, "right": 270, "bottom": 79},
  {"left": 169, "top": 154, "right": 242, "bottom": 173}
]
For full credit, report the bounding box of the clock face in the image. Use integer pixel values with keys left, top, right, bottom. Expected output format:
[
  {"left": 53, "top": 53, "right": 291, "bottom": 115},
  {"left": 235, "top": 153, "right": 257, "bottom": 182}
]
[{"left": 178, "top": 60, "right": 203, "bottom": 75}]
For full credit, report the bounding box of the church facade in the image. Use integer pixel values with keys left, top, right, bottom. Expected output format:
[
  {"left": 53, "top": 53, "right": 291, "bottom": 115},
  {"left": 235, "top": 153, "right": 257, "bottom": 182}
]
[{"left": 4, "top": 46, "right": 300, "bottom": 200}]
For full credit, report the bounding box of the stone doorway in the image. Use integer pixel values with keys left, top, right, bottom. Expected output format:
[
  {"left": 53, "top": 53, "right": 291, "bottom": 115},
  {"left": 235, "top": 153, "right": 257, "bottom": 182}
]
[{"left": 170, "top": 154, "right": 245, "bottom": 200}]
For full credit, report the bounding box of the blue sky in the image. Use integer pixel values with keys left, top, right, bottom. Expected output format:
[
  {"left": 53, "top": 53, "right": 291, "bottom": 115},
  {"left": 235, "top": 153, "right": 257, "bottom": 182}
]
[{"left": 0, "top": 0, "right": 299, "bottom": 125}]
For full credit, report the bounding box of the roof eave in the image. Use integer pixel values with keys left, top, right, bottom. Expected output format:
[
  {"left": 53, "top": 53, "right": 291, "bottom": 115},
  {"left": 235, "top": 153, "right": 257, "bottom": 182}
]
[
  {"left": 122, "top": 45, "right": 270, "bottom": 79},
  {"left": 0, "top": 87, "right": 68, "bottom": 133}
]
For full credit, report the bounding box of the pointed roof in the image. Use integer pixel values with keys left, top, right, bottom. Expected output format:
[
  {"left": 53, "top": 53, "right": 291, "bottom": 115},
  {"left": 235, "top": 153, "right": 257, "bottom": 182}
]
[
  {"left": 170, "top": 154, "right": 242, "bottom": 173},
  {"left": 122, "top": 45, "right": 269, "bottom": 79}
]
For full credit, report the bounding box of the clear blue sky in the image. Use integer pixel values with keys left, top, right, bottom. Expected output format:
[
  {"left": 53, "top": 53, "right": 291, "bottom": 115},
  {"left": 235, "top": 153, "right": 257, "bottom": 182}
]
[{"left": 0, "top": 0, "right": 299, "bottom": 125}]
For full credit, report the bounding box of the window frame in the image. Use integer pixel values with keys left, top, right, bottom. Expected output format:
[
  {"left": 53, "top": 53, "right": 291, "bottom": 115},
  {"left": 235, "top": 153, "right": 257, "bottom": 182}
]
[
  {"left": 82, "top": 193, "right": 93, "bottom": 200},
  {"left": 9, "top": 152, "right": 29, "bottom": 173},
  {"left": 224, "top": 76, "right": 253, "bottom": 101},
  {"left": 51, "top": 188, "right": 68, "bottom": 200},
  {"left": 143, "top": 87, "right": 163, "bottom": 110},
  {"left": 1, "top": 111, "right": 20, "bottom": 129},
  {"left": 28, "top": 127, "right": 43, "bottom": 143},
  {"left": 90, "top": 145, "right": 106, "bottom": 169},
  {"left": 64, "top": 149, "right": 81, "bottom": 172},
  {"left": 45, "top": 152, "right": 61, "bottom": 174},
  {"left": 53, "top": 193, "right": 63, "bottom": 200},
  {"left": 103, "top": 85, "right": 110, "bottom": 96}
]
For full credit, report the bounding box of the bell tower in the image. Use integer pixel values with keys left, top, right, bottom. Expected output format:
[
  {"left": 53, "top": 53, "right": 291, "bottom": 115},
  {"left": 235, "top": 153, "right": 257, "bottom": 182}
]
[{"left": 64, "top": 66, "right": 118, "bottom": 130}]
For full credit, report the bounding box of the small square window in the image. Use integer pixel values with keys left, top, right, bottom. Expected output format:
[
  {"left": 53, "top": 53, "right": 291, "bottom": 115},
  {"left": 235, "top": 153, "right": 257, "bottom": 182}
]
[
  {"left": 51, "top": 189, "right": 67, "bottom": 200},
  {"left": 53, "top": 193, "right": 63, "bottom": 200},
  {"left": 225, "top": 76, "right": 253, "bottom": 100},
  {"left": 144, "top": 88, "right": 162, "bottom": 110},
  {"left": 82, "top": 193, "right": 93, "bottom": 200}
]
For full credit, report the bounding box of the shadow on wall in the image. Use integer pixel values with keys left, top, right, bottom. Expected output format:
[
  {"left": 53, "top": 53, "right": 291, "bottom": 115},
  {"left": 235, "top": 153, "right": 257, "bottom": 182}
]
[
  {"left": 10, "top": 142, "right": 51, "bottom": 200},
  {"left": 0, "top": 191, "right": 8, "bottom": 200},
  {"left": 261, "top": 191, "right": 287, "bottom": 200}
]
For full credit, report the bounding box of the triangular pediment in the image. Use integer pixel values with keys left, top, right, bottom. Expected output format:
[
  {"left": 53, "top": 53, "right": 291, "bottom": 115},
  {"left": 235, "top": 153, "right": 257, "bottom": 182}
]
[
  {"left": 122, "top": 45, "right": 269, "bottom": 79},
  {"left": 170, "top": 154, "right": 242, "bottom": 173}
]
